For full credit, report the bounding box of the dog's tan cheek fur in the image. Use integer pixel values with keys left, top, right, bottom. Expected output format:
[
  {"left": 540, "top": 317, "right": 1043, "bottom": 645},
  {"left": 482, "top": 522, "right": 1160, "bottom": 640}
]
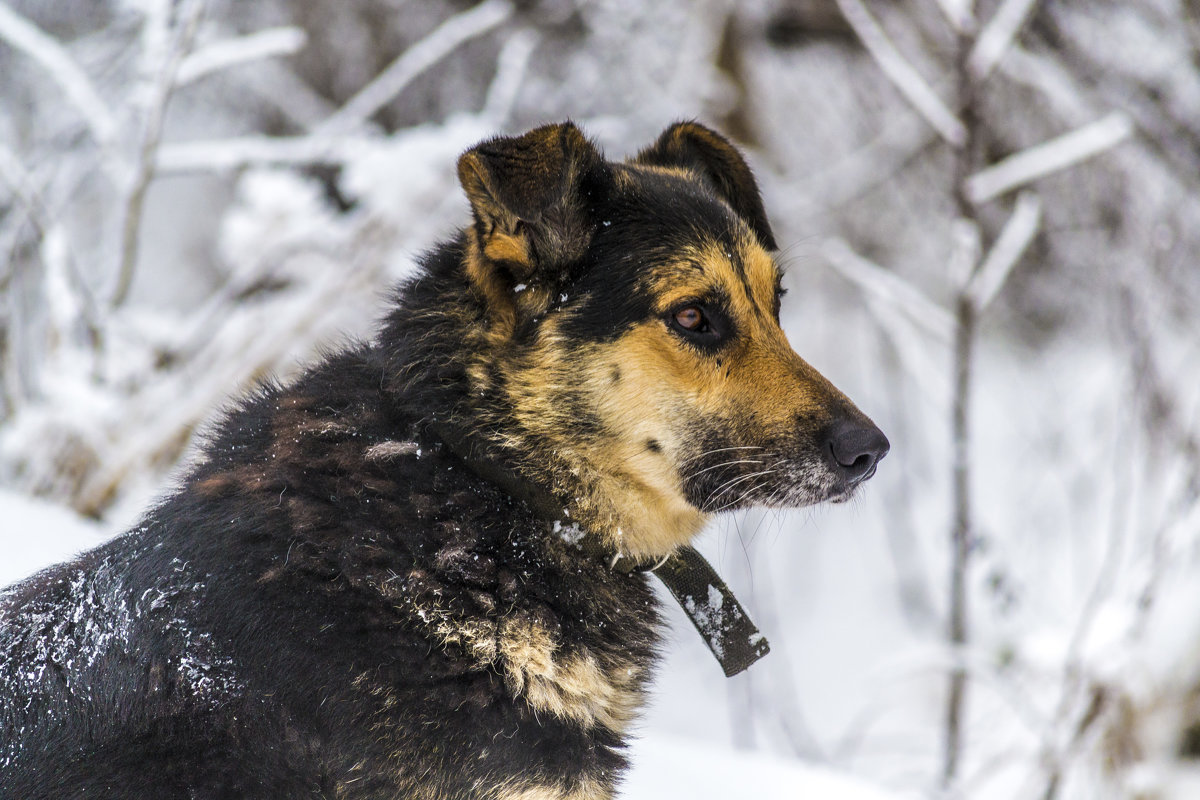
[{"left": 584, "top": 325, "right": 713, "bottom": 557}]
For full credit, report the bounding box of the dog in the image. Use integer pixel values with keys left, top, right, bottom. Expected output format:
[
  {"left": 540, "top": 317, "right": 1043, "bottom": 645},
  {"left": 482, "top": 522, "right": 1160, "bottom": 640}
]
[{"left": 0, "top": 121, "right": 888, "bottom": 798}]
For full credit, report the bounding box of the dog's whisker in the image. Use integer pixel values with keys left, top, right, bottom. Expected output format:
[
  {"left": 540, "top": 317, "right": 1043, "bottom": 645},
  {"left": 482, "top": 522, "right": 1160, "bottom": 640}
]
[
  {"left": 678, "top": 445, "right": 764, "bottom": 467},
  {"left": 682, "top": 459, "right": 764, "bottom": 481},
  {"left": 711, "top": 480, "right": 772, "bottom": 514},
  {"left": 702, "top": 470, "right": 778, "bottom": 512}
]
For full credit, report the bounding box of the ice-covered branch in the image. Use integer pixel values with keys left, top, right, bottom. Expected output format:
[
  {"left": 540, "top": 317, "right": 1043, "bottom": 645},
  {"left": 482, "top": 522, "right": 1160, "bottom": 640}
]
[
  {"left": 176, "top": 26, "right": 307, "bottom": 86},
  {"left": 317, "top": 0, "right": 513, "bottom": 136},
  {"left": 834, "top": 0, "right": 966, "bottom": 147},
  {"left": 966, "top": 191, "right": 1041, "bottom": 311},
  {"left": 968, "top": 0, "right": 1038, "bottom": 81},
  {"left": 965, "top": 112, "right": 1134, "bottom": 203},
  {"left": 0, "top": 2, "right": 117, "bottom": 148}
]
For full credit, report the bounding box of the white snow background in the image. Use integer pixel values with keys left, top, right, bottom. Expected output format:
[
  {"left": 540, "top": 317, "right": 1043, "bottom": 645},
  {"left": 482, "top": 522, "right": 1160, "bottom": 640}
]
[{"left": 3, "top": 1, "right": 1200, "bottom": 798}]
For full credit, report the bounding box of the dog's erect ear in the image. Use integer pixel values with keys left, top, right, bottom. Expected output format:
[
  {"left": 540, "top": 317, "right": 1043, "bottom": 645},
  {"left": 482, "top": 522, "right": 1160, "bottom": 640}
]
[
  {"left": 635, "top": 121, "right": 777, "bottom": 251},
  {"left": 458, "top": 122, "right": 608, "bottom": 284}
]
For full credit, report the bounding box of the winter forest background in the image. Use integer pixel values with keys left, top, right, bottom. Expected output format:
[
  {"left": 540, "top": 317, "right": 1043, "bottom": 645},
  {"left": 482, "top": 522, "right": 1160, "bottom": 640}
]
[{"left": 1, "top": 0, "right": 1198, "bottom": 797}]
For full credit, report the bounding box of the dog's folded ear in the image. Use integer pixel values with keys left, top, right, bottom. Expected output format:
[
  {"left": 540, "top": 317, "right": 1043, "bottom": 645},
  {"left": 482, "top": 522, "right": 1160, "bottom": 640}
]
[
  {"left": 635, "top": 121, "right": 777, "bottom": 251},
  {"left": 458, "top": 122, "right": 608, "bottom": 283}
]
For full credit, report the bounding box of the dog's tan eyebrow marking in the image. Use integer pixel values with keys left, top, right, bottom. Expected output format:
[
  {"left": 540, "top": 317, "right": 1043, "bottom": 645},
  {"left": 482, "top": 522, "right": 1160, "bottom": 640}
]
[
  {"left": 696, "top": 239, "right": 777, "bottom": 324},
  {"left": 727, "top": 245, "right": 761, "bottom": 318},
  {"left": 741, "top": 239, "right": 782, "bottom": 320}
]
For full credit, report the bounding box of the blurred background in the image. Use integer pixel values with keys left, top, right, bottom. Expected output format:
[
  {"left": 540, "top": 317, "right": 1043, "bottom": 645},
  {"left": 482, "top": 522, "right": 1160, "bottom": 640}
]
[{"left": 1, "top": 0, "right": 1198, "bottom": 797}]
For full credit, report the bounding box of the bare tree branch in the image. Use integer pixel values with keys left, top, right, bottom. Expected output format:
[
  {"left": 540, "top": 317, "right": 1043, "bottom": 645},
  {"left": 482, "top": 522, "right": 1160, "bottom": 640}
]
[{"left": 822, "top": 237, "right": 953, "bottom": 404}]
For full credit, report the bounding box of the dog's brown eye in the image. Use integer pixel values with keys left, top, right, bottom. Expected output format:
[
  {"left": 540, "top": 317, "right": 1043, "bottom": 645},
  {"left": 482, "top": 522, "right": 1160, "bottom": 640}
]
[
  {"left": 674, "top": 307, "right": 704, "bottom": 330},
  {"left": 667, "top": 301, "right": 728, "bottom": 347}
]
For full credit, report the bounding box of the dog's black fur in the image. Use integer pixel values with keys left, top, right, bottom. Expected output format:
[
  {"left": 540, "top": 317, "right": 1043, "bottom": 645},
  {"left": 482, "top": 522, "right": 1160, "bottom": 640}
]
[{"left": 0, "top": 121, "right": 886, "bottom": 799}]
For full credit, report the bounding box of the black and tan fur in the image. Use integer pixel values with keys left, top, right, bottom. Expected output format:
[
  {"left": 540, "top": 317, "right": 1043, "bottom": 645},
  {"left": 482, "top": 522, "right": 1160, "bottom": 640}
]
[{"left": 0, "top": 122, "right": 887, "bottom": 798}]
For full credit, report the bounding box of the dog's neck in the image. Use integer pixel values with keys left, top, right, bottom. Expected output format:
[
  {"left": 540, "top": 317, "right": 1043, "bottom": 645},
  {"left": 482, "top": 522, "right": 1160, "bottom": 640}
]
[{"left": 428, "top": 416, "right": 771, "bottom": 678}]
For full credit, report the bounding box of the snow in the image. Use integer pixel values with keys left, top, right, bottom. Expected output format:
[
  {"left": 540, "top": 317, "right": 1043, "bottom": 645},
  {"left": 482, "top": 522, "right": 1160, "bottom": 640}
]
[
  {"left": 0, "top": 490, "right": 112, "bottom": 588},
  {"left": 624, "top": 734, "right": 906, "bottom": 800}
]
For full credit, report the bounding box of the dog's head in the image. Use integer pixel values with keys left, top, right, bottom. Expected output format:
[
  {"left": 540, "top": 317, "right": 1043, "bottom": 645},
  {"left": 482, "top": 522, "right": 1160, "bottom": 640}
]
[{"left": 455, "top": 121, "right": 888, "bottom": 559}]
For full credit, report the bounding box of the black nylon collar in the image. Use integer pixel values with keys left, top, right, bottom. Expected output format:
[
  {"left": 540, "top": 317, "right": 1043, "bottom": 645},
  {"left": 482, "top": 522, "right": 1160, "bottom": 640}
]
[{"left": 428, "top": 422, "right": 770, "bottom": 677}]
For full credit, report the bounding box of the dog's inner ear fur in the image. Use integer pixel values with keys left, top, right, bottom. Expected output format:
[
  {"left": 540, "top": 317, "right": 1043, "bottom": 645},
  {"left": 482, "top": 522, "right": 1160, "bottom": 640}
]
[
  {"left": 458, "top": 123, "right": 608, "bottom": 328},
  {"left": 634, "top": 121, "right": 777, "bottom": 252}
]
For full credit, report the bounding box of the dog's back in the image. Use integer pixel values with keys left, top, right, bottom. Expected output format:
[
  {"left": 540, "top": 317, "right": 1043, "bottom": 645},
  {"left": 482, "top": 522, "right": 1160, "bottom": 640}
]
[{"left": 0, "top": 503, "right": 318, "bottom": 796}]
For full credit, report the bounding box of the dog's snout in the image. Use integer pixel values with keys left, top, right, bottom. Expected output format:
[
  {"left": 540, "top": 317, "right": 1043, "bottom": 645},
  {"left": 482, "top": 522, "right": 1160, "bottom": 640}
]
[{"left": 823, "top": 419, "right": 890, "bottom": 483}]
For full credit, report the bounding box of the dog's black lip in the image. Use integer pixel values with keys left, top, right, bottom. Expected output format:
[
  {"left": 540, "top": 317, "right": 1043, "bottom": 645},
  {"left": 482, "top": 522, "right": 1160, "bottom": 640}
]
[{"left": 828, "top": 487, "right": 855, "bottom": 504}]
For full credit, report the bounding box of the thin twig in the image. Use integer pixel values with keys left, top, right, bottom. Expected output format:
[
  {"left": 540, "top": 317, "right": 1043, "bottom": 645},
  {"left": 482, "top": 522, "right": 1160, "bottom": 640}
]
[
  {"left": 834, "top": 0, "right": 967, "bottom": 146},
  {"left": 316, "top": 0, "right": 513, "bottom": 136},
  {"left": 945, "top": 4, "right": 983, "bottom": 783}
]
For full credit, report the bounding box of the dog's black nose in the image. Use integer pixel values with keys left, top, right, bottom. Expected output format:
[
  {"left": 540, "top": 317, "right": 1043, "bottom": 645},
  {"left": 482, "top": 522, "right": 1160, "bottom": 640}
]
[{"left": 823, "top": 419, "right": 890, "bottom": 483}]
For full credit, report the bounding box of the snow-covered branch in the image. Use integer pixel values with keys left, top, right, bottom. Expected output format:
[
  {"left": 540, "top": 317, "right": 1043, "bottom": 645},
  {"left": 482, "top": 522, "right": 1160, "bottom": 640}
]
[
  {"left": 965, "top": 112, "right": 1134, "bottom": 203},
  {"left": 966, "top": 191, "right": 1041, "bottom": 311},
  {"left": 821, "top": 237, "right": 954, "bottom": 342},
  {"left": 0, "top": 143, "right": 99, "bottom": 352},
  {"left": 834, "top": 0, "right": 966, "bottom": 146},
  {"left": 967, "top": 0, "right": 1038, "bottom": 81},
  {"left": 176, "top": 26, "right": 307, "bottom": 86},
  {"left": 482, "top": 28, "right": 538, "bottom": 123},
  {"left": 316, "top": 0, "right": 513, "bottom": 136},
  {"left": 931, "top": 0, "right": 974, "bottom": 32},
  {"left": 111, "top": 0, "right": 206, "bottom": 309},
  {"left": 155, "top": 135, "right": 359, "bottom": 173},
  {"left": 0, "top": 2, "right": 117, "bottom": 148}
]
